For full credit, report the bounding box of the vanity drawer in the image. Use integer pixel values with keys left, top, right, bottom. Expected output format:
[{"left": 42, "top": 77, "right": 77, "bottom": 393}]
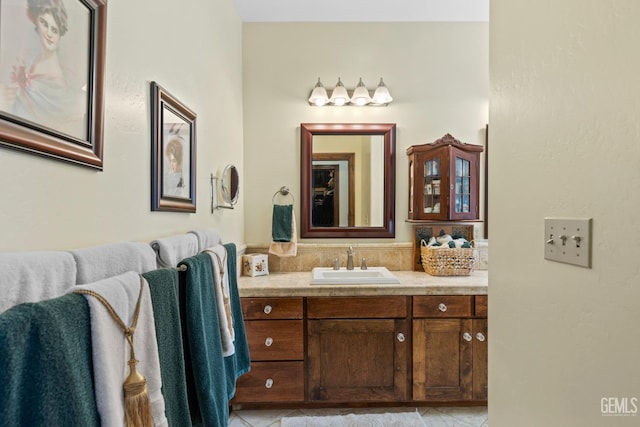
[
  {"left": 475, "top": 296, "right": 488, "bottom": 317},
  {"left": 245, "top": 320, "right": 304, "bottom": 360},
  {"left": 232, "top": 361, "right": 304, "bottom": 403},
  {"left": 307, "top": 296, "right": 408, "bottom": 319},
  {"left": 241, "top": 297, "right": 303, "bottom": 320},
  {"left": 413, "top": 296, "right": 473, "bottom": 318}
]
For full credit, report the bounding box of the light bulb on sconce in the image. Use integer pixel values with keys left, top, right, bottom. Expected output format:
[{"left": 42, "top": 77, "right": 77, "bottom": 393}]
[
  {"left": 308, "top": 77, "right": 329, "bottom": 106},
  {"left": 308, "top": 77, "right": 393, "bottom": 106},
  {"left": 350, "top": 77, "right": 372, "bottom": 106},
  {"left": 372, "top": 78, "right": 393, "bottom": 105},
  {"left": 329, "top": 78, "right": 349, "bottom": 106}
]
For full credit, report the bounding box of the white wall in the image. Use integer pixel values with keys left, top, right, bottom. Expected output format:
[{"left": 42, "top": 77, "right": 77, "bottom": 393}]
[
  {"left": 0, "top": 0, "right": 244, "bottom": 251},
  {"left": 490, "top": 1, "right": 640, "bottom": 425},
  {"left": 242, "top": 22, "right": 489, "bottom": 244}
]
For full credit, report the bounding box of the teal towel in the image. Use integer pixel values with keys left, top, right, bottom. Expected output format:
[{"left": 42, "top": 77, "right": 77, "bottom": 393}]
[
  {"left": 272, "top": 204, "right": 293, "bottom": 242},
  {"left": 223, "top": 243, "right": 251, "bottom": 399},
  {"left": 179, "top": 254, "right": 228, "bottom": 427},
  {"left": 0, "top": 294, "right": 99, "bottom": 427},
  {"left": 144, "top": 268, "right": 192, "bottom": 427}
]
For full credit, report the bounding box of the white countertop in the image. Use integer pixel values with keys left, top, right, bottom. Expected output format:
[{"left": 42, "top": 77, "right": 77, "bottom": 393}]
[{"left": 238, "top": 270, "right": 487, "bottom": 297}]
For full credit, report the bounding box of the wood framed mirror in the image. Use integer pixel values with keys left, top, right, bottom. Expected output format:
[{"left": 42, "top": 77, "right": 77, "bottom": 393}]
[{"left": 300, "top": 123, "right": 396, "bottom": 238}]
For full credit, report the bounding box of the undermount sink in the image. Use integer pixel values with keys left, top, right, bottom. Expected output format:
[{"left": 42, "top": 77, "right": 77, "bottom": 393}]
[{"left": 311, "top": 266, "right": 400, "bottom": 285}]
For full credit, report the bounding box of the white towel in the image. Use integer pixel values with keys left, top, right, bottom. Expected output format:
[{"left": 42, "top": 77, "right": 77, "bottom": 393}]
[
  {"left": 188, "top": 229, "right": 221, "bottom": 252},
  {"left": 150, "top": 234, "right": 199, "bottom": 268},
  {"left": 0, "top": 251, "right": 77, "bottom": 313},
  {"left": 268, "top": 209, "right": 298, "bottom": 257},
  {"left": 204, "top": 245, "right": 235, "bottom": 357},
  {"left": 71, "top": 272, "right": 168, "bottom": 427},
  {"left": 70, "top": 242, "right": 157, "bottom": 285}
]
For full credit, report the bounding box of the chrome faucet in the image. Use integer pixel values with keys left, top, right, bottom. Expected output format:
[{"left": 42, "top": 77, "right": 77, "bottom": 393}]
[{"left": 347, "top": 246, "right": 354, "bottom": 270}]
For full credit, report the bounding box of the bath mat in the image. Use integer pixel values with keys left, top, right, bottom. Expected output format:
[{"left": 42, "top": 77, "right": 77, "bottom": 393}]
[{"left": 280, "top": 411, "right": 427, "bottom": 427}]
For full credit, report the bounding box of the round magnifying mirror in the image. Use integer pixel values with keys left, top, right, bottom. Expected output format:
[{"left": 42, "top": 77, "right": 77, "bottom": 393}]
[{"left": 221, "top": 164, "right": 239, "bottom": 205}]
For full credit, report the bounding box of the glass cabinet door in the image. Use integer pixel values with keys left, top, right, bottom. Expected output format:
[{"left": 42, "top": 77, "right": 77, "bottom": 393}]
[
  {"left": 423, "top": 158, "right": 441, "bottom": 214},
  {"left": 455, "top": 156, "right": 471, "bottom": 214}
]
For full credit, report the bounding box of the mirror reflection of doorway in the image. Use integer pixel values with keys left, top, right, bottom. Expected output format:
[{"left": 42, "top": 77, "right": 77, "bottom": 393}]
[
  {"left": 312, "top": 153, "right": 355, "bottom": 227},
  {"left": 312, "top": 165, "right": 339, "bottom": 226}
]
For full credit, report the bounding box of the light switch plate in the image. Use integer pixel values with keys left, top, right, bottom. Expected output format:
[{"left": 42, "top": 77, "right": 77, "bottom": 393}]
[{"left": 544, "top": 217, "right": 592, "bottom": 268}]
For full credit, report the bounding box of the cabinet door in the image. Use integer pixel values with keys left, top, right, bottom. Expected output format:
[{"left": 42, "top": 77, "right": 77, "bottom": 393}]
[
  {"left": 448, "top": 147, "right": 479, "bottom": 220},
  {"left": 308, "top": 319, "right": 409, "bottom": 402},
  {"left": 413, "top": 319, "right": 473, "bottom": 401},
  {"left": 473, "top": 318, "right": 488, "bottom": 400}
]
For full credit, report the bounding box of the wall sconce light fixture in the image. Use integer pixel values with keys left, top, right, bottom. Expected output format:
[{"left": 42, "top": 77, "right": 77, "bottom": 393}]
[{"left": 308, "top": 77, "right": 393, "bottom": 106}]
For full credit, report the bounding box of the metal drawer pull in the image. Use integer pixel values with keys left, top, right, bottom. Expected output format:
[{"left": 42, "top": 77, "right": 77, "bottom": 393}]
[
  {"left": 265, "top": 378, "right": 274, "bottom": 389},
  {"left": 438, "top": 303, "right": 447, "bottom": 312},
  {"left": 265, "top": 337, "right": 273, "bottom": 347},
  {"left": 396, "top": 333, "right": 405, "bottom": 343},
  {"left": 463, "top": 332, "right": 472, "bottom": 342},
  {"left": 263, "top": 305, "right": 272, "bottom": 314},
  {"left": 476, "top": 332, "right": 486, "bottom": 342}
]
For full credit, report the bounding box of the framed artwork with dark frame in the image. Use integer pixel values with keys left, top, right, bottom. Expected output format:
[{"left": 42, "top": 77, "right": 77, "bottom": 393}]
[
  {"left": 150, "top": 81, "right": 197, "bottom": 212},
  {"left": 0, "top": 0, "right": 106, "bottom": 169}
]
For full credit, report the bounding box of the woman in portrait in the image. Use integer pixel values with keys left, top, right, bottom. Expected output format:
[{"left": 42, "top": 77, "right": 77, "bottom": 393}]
[
  {"left": 164, "top": 136, "right": 186, "bottom": 197},
  {"left": 0, "top": 0, "right": 85, "bottom": 137}
]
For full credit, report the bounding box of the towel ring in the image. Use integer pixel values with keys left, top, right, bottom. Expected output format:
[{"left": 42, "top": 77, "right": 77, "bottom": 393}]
[{"left": 272, "top": 186, "right": 294, "bottom": 205}]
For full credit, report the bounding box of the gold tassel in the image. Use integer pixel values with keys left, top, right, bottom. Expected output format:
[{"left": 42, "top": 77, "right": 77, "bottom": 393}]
[
  {"left": 75, "top": 278, "right": 153, "bottom": 427},
  {"left": 123, "top": 357, "right": 152, "bottom": 427}
]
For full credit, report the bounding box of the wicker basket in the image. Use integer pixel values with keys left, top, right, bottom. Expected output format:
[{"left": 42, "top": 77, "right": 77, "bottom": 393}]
[{"left": 420, "top": 239, "right": 477, "bottom": 276}]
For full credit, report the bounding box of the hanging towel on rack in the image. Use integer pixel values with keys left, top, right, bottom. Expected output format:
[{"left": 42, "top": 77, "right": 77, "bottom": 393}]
[
  {"left": 0, "top": 250, "right": 77, "bottom": 314},
  {"left": 143, "top": 268, "right": 192, "bottom": 427},
  {"left": 203, "top": 245, "right": 235, "bottom": 357},
  {"left": 269, "top": 205, "right": 298, "bottom": 257},
  {"left": 178, "top": 253, "right": 229, "bottom": 427},
  {"left": 222, "top": 243, "right": 251, "bottom": 400},
  {"left": 151, "top": 234, "right": 199, "bottom": 268},
  {"left": 71, "top": 272, "right": 168, "bottom": 427},
  {"left": 0, "top": 293, "right": 100, "bottom": 426},
  {"left": 70, "top": 241, "right": 157, "bottom": 285},
  {"left": 188, "top": 228, "right": 222, "bottom": 252}
]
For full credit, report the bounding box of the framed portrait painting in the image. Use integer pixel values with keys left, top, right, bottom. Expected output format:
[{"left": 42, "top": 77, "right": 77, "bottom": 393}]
[
  {"left": 151, "top": 81, "right": 197, "bottom": 213},
  {"left": 0, "top": 0, "right": 106, "bottom": 169}
]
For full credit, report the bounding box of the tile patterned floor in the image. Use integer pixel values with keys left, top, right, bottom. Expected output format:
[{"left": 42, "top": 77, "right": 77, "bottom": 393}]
[{"left": 229, "top": 406, "right": 488, "bottom": 426}]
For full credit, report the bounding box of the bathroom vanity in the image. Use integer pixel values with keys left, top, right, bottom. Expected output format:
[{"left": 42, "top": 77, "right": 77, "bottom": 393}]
[{"left": 231, "top": 271, "right": 488, "bottom": 408}]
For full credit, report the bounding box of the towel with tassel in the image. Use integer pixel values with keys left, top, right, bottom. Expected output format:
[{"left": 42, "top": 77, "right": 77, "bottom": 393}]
[
  {"left": 269, "top": 204, "right": 298, "bottom": 257},
  {"left": 222, "top": 242, "right": 251, "bottom": 400},
  {"left": 71, "top": 272, "right": 168, "bottom": 427},
  {"left": 204, "top": 245, "right": 235, "bottom": 357}
]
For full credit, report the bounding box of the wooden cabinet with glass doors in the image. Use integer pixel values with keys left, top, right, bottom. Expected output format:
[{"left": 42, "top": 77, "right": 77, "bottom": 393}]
[{"left": 407, "top": 134, "right": 483, "bottom": 221}]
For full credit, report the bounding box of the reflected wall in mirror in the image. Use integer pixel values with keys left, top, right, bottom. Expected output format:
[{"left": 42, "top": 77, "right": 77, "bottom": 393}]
[{"left": 300, "top": 123, "right": 396, "bottom": 238}]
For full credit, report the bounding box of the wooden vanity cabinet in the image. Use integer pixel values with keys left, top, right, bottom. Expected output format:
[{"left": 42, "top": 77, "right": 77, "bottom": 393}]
[
  {"left": 306, "top": 296, "right": 410, "bottom": 403},
  {"left": 407, "top": 134, "right": 483, "bottom": 221},
  {"left": 412, "top": 295, "right": 488, "bottom": 402},
  {"left": 233, "top": 293, "right": 487, "bottom": 406},
  {"left": 232, "top": 297, "right": 304, "bottom": 403}
]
